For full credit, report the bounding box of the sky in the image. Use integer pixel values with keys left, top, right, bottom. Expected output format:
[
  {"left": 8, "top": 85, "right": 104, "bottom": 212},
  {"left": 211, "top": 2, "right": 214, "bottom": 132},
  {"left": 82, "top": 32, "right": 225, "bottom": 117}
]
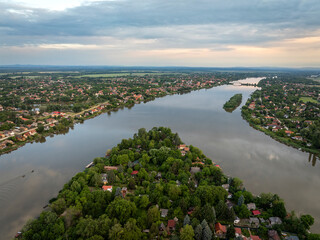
[{"left": 0, "top": 0, "right": 320, "bottom": 67}]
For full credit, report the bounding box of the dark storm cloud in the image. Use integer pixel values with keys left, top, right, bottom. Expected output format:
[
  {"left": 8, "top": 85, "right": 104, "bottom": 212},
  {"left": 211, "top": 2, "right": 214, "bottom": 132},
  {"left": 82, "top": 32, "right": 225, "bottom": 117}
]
[{"left": 0, "top": 0, "right": 319, "bottom": 46}]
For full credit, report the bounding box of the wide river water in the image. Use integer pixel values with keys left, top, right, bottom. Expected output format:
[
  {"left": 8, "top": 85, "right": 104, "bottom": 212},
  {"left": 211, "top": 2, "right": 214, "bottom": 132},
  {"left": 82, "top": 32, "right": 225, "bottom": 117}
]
[{"left": 0, "top": 78, "right": 319, "bottom": 238}]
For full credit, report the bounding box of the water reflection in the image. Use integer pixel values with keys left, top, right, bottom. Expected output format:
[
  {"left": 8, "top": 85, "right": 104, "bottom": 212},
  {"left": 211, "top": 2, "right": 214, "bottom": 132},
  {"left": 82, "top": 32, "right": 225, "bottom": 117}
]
[{"left": 308, "top": 153, "right": 319, "bottom": 167}]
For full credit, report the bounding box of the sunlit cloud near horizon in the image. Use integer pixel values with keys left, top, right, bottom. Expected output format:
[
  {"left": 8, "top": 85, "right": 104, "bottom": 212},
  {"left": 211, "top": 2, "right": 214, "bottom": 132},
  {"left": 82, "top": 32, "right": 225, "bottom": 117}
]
[{"left": 0, "top": 0, "right": 319, "bottom": 67}]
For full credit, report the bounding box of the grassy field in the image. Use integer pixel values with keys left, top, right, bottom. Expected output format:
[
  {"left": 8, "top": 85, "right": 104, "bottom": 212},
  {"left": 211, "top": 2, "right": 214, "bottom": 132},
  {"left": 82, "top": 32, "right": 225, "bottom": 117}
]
[{"left": 299, "top": 97, "right": 319, "bottom": 104}]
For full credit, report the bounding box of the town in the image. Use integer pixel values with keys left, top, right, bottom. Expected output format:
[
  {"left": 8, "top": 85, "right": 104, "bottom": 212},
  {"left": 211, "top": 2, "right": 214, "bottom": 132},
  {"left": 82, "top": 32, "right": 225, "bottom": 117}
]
[
  {"left": 242, "top": 76, "right": 320, "bottom": 154},
  {"left": 0, "top": 72, "right": 235, "bottom": 154}
]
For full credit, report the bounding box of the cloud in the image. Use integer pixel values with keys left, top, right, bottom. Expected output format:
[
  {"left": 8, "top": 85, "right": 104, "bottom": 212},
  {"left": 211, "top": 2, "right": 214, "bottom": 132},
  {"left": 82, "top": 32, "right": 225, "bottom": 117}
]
[{"left": 0, "top": 0, "right": 319, "bottom": 66}]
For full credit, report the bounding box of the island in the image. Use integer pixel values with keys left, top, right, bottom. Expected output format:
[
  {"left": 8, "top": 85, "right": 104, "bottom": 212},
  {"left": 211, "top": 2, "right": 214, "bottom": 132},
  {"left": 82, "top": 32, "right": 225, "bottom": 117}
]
[
  {"left": 241, "top": 76, "right": 320, "bottom": 155},
  {"left": 17, "top": 127, "right": 318, "bottom": 240},
  {"left": 223, "top": 94, "right": 243, "bottom": 113}
]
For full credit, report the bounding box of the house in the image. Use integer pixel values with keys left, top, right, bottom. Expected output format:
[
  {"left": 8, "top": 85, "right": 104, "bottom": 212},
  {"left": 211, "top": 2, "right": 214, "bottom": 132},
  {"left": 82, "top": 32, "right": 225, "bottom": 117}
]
[
  {"left": 222, "top": 184, "right": 229, "bottom": 191},
  {"left": 121, "top": 187, "right": 127, "bottom": 198},
  {"left": 104, "top": 166, "right": 118, "bottom": 171},
  {"left": 0, "top": 142, "right": 7, "bottom": 150},
  {"left": 131, "top": 170, "right": 139, "bottom": 176},
  {"left": 16, "top": 135, "right": 26, "bottom": 141},
  {"left": 159, "top": 223, "right": 166, "bottom": 233},
  {"left": 29, "top": 129, "right": 37, "bottom": 136},
  {"left": 46, "top": 118, "right": 57, "bottom": 124},
  {"left": 190, "top": 167, "right": 201, "bottom": 174},
  {"left": 234, "top": 217, "right": 240, "bottom": 224},
  {"left": 160, "top": 209, "right": 169, "bottom": 218},
  {"left": 155, "top": 172, "right": 162, "bottom": 180},
  {"left": 247, "top": 203, "right": 256, "bottom": 210},
  {"left": 250, "top": 235, "right": 261, "bottom": 240},
  {"left": 102, "top": 186, "right": 112, "bottom": 192},
  {"left": 286, "top": 236, "right": 299, "bottom": 240},
  {"left": 269, "top": 217, "right": 282, "bottom": 225},
  {"left": 268, "top": 230, "right": 281, "bottom": 240},
  {"left": 226, "top": 200, "right": 235, "bottom": 209},
  {"left": 101, "top": 173, "right": 108, "bottom": 185},
  {"left": 250, "top": 217, "right": 260, "bottom": 227},
  {"left": 215, "top": 222, "right": 227, "bottom": 238},
  {"left": 167, "top": 220, "right": 176, "bottom": 232},
  {"left": 252, "top": 210, "right": 261, "bottom": 216},
  {"left": 235, "top": 228, "right": 242, "bottom": 237}
]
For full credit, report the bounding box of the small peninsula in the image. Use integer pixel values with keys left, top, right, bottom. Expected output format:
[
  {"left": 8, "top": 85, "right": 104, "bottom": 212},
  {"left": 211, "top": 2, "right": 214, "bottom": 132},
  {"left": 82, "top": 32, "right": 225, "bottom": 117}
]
[
  {"left": 223, "top": 94, "right": 243, "bottom": 113},
  {"left": 17, "top": 127, "right": 317, "bottom": 240}
]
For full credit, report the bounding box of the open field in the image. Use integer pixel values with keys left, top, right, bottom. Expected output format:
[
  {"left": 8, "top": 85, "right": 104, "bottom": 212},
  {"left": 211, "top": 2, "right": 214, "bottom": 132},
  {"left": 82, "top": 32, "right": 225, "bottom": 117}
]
[
  {"left": 77, "top": 72, "right": 186, "bottom": 78},
  {"left": 299, "top": 97, "right": 319, "bottom": 104}
]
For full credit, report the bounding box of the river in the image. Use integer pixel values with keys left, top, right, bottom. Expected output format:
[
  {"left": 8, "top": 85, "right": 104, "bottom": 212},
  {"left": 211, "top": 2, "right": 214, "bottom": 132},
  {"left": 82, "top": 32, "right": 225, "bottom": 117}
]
[{"left": 0, "top": 77, "right": 319, "bottom": 239}]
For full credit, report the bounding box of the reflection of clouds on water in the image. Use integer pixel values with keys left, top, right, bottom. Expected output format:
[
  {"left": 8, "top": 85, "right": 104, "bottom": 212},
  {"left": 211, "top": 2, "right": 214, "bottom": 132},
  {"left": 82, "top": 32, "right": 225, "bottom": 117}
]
[
  {"left": 0, "top": 166, "right": 67, "bottom": 240},
  {"left": 267, "top": 153, "right": 279, "bottom": 161}
]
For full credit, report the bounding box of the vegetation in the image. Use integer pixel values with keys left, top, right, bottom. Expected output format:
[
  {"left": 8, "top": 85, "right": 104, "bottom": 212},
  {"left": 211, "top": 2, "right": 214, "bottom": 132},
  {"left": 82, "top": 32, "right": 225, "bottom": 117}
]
[
  {"left": 18, "top": 127, "right": 318, "bottom": 239},
  {"left": 242, "top": 75, "right": 320, "bottom": 154},
  {"left": 223, "top": 94, "right": 242, "bottom": 113}
]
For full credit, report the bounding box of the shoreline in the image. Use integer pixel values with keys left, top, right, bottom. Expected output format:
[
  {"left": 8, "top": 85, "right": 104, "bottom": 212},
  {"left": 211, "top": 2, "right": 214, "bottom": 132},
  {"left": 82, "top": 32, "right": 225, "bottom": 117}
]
[{"left": 241, "top": 112, "right": 320, "bottom": 155}]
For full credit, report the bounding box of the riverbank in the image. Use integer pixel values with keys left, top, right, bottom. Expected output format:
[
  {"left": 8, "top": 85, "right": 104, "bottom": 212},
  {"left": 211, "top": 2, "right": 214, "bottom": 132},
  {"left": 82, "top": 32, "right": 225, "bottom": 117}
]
[
  {"left": 240, "top": 76, "right": 320, "bottom": 156},
  {"left": 241, "top": 113, "right": 320, "bottom": 155}
]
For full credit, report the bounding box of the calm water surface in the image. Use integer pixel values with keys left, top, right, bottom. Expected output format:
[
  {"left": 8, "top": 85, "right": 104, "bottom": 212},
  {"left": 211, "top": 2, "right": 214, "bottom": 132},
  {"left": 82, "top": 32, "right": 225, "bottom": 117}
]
[{"left": 0, "top": 78, "right": 319, "bottom": 238}]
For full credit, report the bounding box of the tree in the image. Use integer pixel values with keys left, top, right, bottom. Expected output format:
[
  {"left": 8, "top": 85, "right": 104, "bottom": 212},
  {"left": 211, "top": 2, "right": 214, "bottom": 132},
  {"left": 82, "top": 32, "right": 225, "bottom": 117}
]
[
  {"left": 115, "top": 187, "right": 122, "bottom": 197},
  {"left": 122, "top": 218, "right": 142, "bottom": 239},
  {"left": 109, "top": 224, "right": 124, "bottom": 240},
  {"left": 50, "top": 198, "right": 66, "bottom": 215},
  {"left": 272, "top": 200, "right": 286, "bottom": 218},
  {"left": 107, "top": 171, "right": 116, "bottom": 184},
  {"left": 36, "top": 124, "right": 44, "bottom": 133},
  {"left": 202, "top": 225, "right": 213, "bottom": 240},
  {"left": 300, "top": 214, "right": 314, "bottom": 230},
  {"left": 147, "top": 206, "right": 160, "bottom": 227},
  {"left": 90, "top": 173, "right": 102, "bottom": 187},
  {"left": 235, "top": 204, "right": 251, "bottom": 219},
  {"left": 139, "top": 195, "right": 150, "bottom": 209},
  {"left": 195, "top": 224, "right": 202, "bottom": 240},
  {"left": 107, "top": 199, "right": 137, "bottom": 224},
  {"left": 180, "top": 225, "right": 195, "bottom": 240},
  {"left": 183, "top": 215, "right": 191, "bottom": 226},
  {"left": 128, "top": 178, "right": 136, "bottom": 190},
  {"left": 226, "top": 225, "right": 236, "bottom": 239},
  {"left": 216, "top": 200, "right": 229, "bottom": 220},
  {"left": 237, "top": 195, "right": 244, "bottom": 206},
  {"left": 76, "top": 217, "right": 98, "bottom": 239}
]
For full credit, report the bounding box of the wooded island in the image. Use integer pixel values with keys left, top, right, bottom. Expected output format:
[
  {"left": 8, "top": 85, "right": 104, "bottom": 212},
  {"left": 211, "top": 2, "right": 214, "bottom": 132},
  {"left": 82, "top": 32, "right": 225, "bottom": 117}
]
[{"left": 223, "top": 94, "right": 243, "bottom": 113}]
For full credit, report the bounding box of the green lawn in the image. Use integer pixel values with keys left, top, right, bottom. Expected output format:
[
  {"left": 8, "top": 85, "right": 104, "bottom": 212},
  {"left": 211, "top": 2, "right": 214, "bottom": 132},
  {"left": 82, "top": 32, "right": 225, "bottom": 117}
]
[{"left": 299, "top": 97, "right": 319, "bottom": 104}]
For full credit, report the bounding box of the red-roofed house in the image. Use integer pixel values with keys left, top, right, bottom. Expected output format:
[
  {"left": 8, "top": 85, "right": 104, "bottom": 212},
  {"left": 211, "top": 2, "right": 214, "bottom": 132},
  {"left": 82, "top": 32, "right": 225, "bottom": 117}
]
[
  {"left": 102, "top": 186, "right": 113, "bottom": 192},
  {"left": 250, "top": 235, "right": 261, "bottom": 240},
  {"left": 131, "top": 170, "right": 139, "bottom": 176},
  {"left": 235, "top": 228, "right": 242, "bottom": 237},
  {"left": 167, "top": 219, "right": 176, "bottom": 233},
  {"left": 252, "top": 210, "right": 261, "bottom": 216},
  {"left": 104, "top": 166, "right": 118, "bottom": 171},
  {"left": 215, "top": 223, "right": 227, "bottom": 238}
]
